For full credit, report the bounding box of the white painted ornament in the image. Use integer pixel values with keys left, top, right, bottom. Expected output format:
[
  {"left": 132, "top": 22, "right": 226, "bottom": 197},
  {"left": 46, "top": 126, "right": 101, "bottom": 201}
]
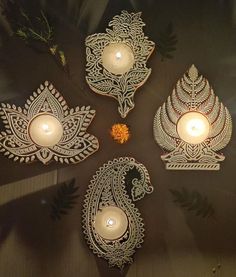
[
  {"left": 82, "top": 157, "right": 154, "bottom": 268},
  {"left": 153, "top": 65, "right": 232, "bottom": 170},
  {"left": 85, "top": 11, "right": 155, "bottom": 118},
  {"left": 0, "top": 81, "right": 99, "bottom": 164}
]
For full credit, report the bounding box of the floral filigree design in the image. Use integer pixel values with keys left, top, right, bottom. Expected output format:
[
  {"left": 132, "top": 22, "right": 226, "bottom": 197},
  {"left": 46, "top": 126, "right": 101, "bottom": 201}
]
[
  {"left": 82, "top": 157, "right": 153, "bottom": 268},
  {"left": 153, "top": 65, "right": 232, "bottom": 170},
  {"left": 85, "top": 11, "right": 155, "bottom": 118},
  {"left": 0, "top": 81, "right": 99, "bottom": 164}
]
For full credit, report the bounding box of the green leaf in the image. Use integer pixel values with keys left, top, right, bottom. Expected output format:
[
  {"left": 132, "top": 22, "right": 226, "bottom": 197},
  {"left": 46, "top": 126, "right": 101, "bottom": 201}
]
[
  {"left": 2, "top": 3, "right": 69, "bottom": 74},
  {"left": 50, "top": 179, "right": 79, "bottom": 221},
  {"left": 170, "top": 187, "right": 215, "bottom": 219},
  {"left": 16, "top": 29, "right": 27, "bottom": 39},
  {"left": 13, "top": 9, "right": 53, "bottom": 44}
]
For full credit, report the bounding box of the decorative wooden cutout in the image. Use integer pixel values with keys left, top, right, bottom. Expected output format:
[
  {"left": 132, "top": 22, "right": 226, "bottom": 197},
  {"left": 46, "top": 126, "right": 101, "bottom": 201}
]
[
  {"left": 85, "top": 11, "right": 155, "bottom": 118},
  {"left": 0, "top": 81, "right": 99, "bottom": 164},
  {"left": 82, "top": 157, "right": 154, "bottom": 268},
  {"left": 153, "top": 65, "right": 232, "bottom": 170}
]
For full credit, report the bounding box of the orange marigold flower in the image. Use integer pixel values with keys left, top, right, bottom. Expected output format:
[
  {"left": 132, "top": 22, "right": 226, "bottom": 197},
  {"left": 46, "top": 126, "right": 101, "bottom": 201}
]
[{"left": 110, "top": 123, "right": 130, "bottom": 144}]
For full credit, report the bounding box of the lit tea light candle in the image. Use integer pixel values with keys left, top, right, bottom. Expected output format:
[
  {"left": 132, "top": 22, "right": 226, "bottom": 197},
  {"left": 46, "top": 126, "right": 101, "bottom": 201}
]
[
  {"left": 177, "top": 112, "right": 210, "bottom": 144},
  {"left": 101, "top": 43, "right": 135, "bottom": 75},
  {"left": 94, "top": 206, "right": 128, "bottom": 240},
  {"left": 28, "top": 113, "right": 63, "bottom": 147}
]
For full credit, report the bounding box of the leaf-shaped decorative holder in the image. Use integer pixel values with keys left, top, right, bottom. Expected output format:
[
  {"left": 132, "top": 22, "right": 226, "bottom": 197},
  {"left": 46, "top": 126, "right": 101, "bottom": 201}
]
[
  {"left": 82, "top": 157, "right": 153, "bottom": 268},
  {"left": 0, "top": 81, "right": 99, "bottom": 164},
  {"left": 85, "top": 11, "right": 155, "bottom": 118},
  {"left": 153, "top": 65, "right": 232, "bottom": 170}
]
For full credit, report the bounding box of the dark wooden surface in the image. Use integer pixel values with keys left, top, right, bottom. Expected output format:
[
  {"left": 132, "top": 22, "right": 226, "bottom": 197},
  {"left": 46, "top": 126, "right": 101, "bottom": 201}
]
[{"left": 0, "top": 0, "right": 236, "bottom": 276}]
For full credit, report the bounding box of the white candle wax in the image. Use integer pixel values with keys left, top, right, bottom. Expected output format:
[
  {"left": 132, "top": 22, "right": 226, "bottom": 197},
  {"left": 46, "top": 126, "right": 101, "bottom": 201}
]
[
  {"left": 94, "top": 206, "right": 128, "bottom": 240},
  {"left": 28, "top": 113, "right": 63, "bottom": 147},
  {"left": 177, "top": 112, "right": 210, "bottom": 144},
  {"left": 101, "top": 43, "right": 135, "bottom": 75}
]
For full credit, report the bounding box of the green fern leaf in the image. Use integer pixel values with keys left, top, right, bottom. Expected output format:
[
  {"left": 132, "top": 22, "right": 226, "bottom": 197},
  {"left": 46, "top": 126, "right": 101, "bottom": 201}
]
[
  {"left": 170, "top": 188, "right": 215, "bottom": 218},
  {"left": 50, "top": 178, "right": 79, "bottom": 221}
]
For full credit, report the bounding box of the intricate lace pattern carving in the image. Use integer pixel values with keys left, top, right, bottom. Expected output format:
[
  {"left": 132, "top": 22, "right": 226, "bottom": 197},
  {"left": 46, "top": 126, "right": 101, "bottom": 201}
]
[
  {"left": 85, "top": 11, "right": 155, "bottom": 118},
  {"left": 0, "top": 81, "right": 99, "bottom": 164},
  {"left": 82, "top": 157, "right": 153, "bottom": 268},
  {"left": 153, "top": 65, "right": 232, "bottom": 170}
]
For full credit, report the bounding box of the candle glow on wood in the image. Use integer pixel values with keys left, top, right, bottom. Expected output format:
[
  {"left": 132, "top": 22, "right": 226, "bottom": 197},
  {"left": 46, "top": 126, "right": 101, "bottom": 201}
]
[
  {"left": 28, "top": 113, "right": 63, "bottom": 147},
  {"left": 94, "top": 206, "right": 128, "bottom": 240},
  {"left": 101, "top": 43, "right": 135, "bottom": 75},
  {"left": 177, "top": 112, "right": 210, "bottom": 144}
]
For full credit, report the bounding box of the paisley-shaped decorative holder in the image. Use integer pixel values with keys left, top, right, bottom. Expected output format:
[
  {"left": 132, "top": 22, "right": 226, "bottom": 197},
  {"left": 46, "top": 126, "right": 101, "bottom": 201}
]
[
  {"left": 153, "top": 65, "right": 232, "bottom": 170},
  {"left": 0, "top": 81, "right": 99, "bottom": 164},
  {"left": 82, "top": 157, "right": 154, "bottom": 268},
  {"left": 85, "top": 11, "right": 155, "bottom": 118}
]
